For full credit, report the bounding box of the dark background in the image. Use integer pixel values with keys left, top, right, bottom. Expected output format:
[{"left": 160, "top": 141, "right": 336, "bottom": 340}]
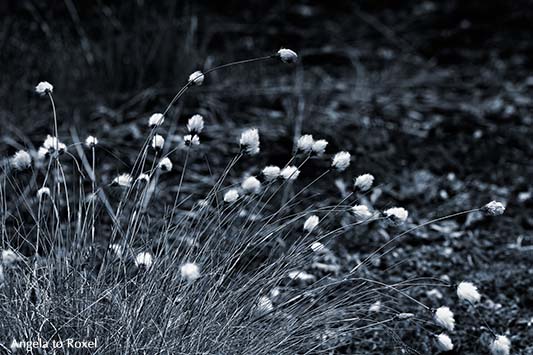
[{"left": 1, "top": 1, "right": 532, "bottom": 353}]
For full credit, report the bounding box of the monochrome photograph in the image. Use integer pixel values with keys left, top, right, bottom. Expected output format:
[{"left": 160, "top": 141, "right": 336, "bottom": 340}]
[{"left": 0, "top": 1, "right": 531, "bottom": 353}]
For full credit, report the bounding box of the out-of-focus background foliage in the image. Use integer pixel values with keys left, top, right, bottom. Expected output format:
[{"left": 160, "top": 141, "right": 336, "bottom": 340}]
[{"left": 1, "top": 0, "right": 532, "bottom": 352}]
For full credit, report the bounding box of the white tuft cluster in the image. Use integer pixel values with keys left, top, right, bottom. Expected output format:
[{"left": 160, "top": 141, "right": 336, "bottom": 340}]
[
  {"left": 483, "top": 201, "right": 505, "bottom": 216},
  {"left": 113, "top": 173, "right": 133, "bottom": 187},
  {"left": 384, "top": 207, "right": 409, "bottom": 224},
  {"left": 256, "top": 296, "right": 274, "bottom": 315},
  {"left": 180, "top": 262, "right": 201, "bottom": 281},
  {"left": 187, "top": 114, "right": 204, "bottom": 134},
  {"left": 35, "top": 81, "right": 53, "bottom": 95},
  {"left": 352, "top": 205, "right": 373, "bottom": 221},
  {"left": 152, "top": 134, "right": 165, "bottom": 150},
  {"left": 436, "top": 333, "right": 454, "bottom": 352},
  {"left": 354, "top": 173, "right": 374, "bottom": 191},
  {"left": 297, "top": 134, "right": 315, "bottom": 153},
  {"left": 224, "top": 189, "right": 239, "bottom": 203},
  {"left": 137, "top": 173, "right": 150, "bottom": 184},
  {"left": 11, "top": 150, "right": 32, "bottom": 170},
  {"left": 280, "top": 166, "right": 300, "bottom": 180},
  {"left": 85, "top": 136, "right": 98, "bottom": 148},
  {"left": 242, "top": 176, "right": 261, "bottom": 194},
  {"left": 262, "top": 166, "right": 281, "bottom": 181},
  {"left": 148, "top": 113, "right": 164, "bottom": 127},
  {"left": 332, "top": 151, "right": 351, "bottom": 171},
  {"left": 457, "top": 281, "right": 481, "bottom": 303},
  {"left": 158, "top": 157, "right": 173, "bottom": 172},
  {"left": 277, "top": 48, "right": 298, "bottom": 64},
  {"left": 189, "top": 71, "right": 205, "bottom": 85},
  {"left": 312, "top": 139, "right": 328, "bottom": 155},
  {"left": 37, "top": 187, "right": 51, "bottom": 200},
  {"left": 240, "top": 128, "right": 260, "bottom": 155},
  {"left": 184, "top": 134, "right": 200, "bottom": 146},
  {"left": 303, "top": 215, "right": 319, "bottom": 233},
  {"left": 134, "top": 252, "right": 153, "bottom": 268},
  {"left": 310, "top": 242, "right": 325, "bottom": 253},
  {"left": 490, "top": 335, "right": 511, "bottom": 355},
  {"left": 43, "top": 135, "right": 67, "bottom": 154},
  {"left": 434, "top": 306, "right": 455, "bottom": 331}
]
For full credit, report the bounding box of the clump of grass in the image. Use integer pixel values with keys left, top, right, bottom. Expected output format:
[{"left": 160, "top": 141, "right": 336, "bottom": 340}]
[{"left": 0, "top": 49, "right": 512, "bottom": 354}]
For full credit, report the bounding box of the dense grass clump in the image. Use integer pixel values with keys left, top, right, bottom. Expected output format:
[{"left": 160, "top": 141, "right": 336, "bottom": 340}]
[{"left": 0, "top": 50, "right": 511, "bottom": 354}]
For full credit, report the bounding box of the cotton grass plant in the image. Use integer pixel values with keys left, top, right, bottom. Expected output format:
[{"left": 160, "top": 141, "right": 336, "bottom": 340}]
[{"left": 0, "top": 49, "right": 513, "bottom": 354}]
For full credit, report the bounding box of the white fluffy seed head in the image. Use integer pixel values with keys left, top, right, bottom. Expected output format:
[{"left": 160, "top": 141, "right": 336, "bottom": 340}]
[
  {"left": 43, "top": 135, "right": 66, "bottom": 153},
  {"left": 11, "top": 150, "right": 32, "bottom": 170},
  {"left": 242, "top": 176, "right": 261, "bottom": 194},
  {"left": 297, "top": 135, "right": 314, "bottom": 153},
  {"left": 436, "top": 333, "right": 454, "bottom": 352},
  {"left": 148, "top": 113, "right": 164, "bottom": 127},
  {"left": 332, "top": 151, "right": 351, "bottom": 171},
  {"left": 151, "top": 134, "right": 165, "bottom": 150},
  {"left": 158, "top": 157, "right": 173, "bottom": 172},
  {"left": 35, "top": 81, "right": 53, "bottom": 95},
  {"left": 277, "top": 48, "right": 298, "bottom": 64},
  {"left": 354, "top": 173, "right": 374, "bottom": 191},
  {"left": 483, "top": 201, "right": 505, "bottom": 216},
  {"left": 303, "top": 215, "right": 319, "bottom": 233},
  {"left": 113, "top": 173, "right": 133, "bottom": 187},
  {"left": 85, "top": 136, "right": 98, "bottom": 148},
  {"left": 189, "top": 71, "right": 205, "bottom": 85},
  {"left": 280, "top": 166, "right": 300, "bottom": 180},
  {"left": 187, "top": 114, "right": 204, "bottom": 134},
  {"left": 184, "top": 134, "right": 200, "bottom": 146},
  {"left": 490, "top": 335, "right": 511, "bottom": 355},
  {"left": 240, "top": 128, "right": 260, "bottom": 155},
  {"left": 312, "top": 139, "right": 328, "bottom": 155},
  {"left": 352, "top": 205, "right": 373, "bottom": 220},
  {"left": 224, "top": 189, "right": 239, "bottom": 203},
  {"left": 37, "top": 187, "right": 50, "bottom": 200},
  {"left": 180, "top": 262, "right": 201, "bottom": 281},
  {"left": 457, "top": 281, "right": 481, "bottom": 303},
  {"left": 256, "top": 296, "right": 274, "bottom": 315},
  {"left": 137, "top": 173, "right": 150, "bottom": 184},
  {"left": 384, "top": 207, "right": 409, "bottom": 224},
  {"left": 134, "top": 252, "right": 153, "bottom": 268},
  {"left": 434, "top": 306, "right": 455, "bottom": 331},
  {"left": 310, "top": 242, "right": 325, "bottom": 253},
  {"left": 262, "top": 166, "right": 281, "bottom": 181}
]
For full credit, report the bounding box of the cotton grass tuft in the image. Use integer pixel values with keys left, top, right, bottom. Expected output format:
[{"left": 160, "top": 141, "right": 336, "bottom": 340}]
[
  {"left": 262, "top": 166, "right": 281, "bottom": 181},
  {"left": 384, "top": 207, "right": 409, "bottom": 224},
  {"left": 240, "top": 128, "right": 260, "bottom": 155},
  {"left": 280, "top": 166, "right": 300, "bottom": 180},
  {"left": 312, "top": 139, "right": 328, "bottom": 155},
  {"left": 148, "top": 113, "right": 164, "bottom": 127},
  {"left": 189, "top": 71, "right": 205, "bottom": 85},
  {"left": 11, "top": 150, "right": 32, "bottom": 170},
  {"left": 331, "top": 151, "right": 351, "bottom": 171},
  {"left": 354, "top": 173, "right": 374, "bottom": 191},
  {"left": 434, "top": 306, "right": 455, "bottom": 331},
  {"left": 224, "top": 189, "right": 239, "bottom": 203},
  {"left": 436, "top": 333, "right": 454, "bottom": 352},
  {"left": 158, "top": 157, "right": 173, "bottom": 172},
  {"left": 180, "top": 262, "right": 201, "bottom": 281},
  {"left": 483, "top": 201, "right": 505, "bottom": 216},
  {"left": 241, "top": 176, "right": 261, "bottom": 194},
  {"left": 303, "top": 215, "right": 319, "bottom": 233},
  {"left": 490, "top": 335, "right": 511, "bottom": 355},
  {"left": 37, "top": 187, "right": 50, "bottom": 200},
  {"left": 187, "top": 114, "right": 204, "bottom": 134},
  {"left": 85, "top": 136, "right": 98, "bottom": 148},
  {"left": 113, "top": 174, "right": 133, "bottom": 187},
  {"left": 35, "top": 81, "right": 53, "bottom": 95},
  {"left": 297, "top": 134, "right": 314, "bottom": 153},
  {"left": 457, "top": 281, "right": 481, "bottom": 303},
  {"left": 277, "top": 48, "right": 298, "bottom": 64},
  {"left": 135, "top": 252, "right": 153, "bottom": 269}
]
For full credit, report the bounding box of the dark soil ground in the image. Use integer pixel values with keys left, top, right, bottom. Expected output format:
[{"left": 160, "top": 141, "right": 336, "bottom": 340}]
[{"left": 1, "top": 1, "right": 532, "bottom": 353}]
